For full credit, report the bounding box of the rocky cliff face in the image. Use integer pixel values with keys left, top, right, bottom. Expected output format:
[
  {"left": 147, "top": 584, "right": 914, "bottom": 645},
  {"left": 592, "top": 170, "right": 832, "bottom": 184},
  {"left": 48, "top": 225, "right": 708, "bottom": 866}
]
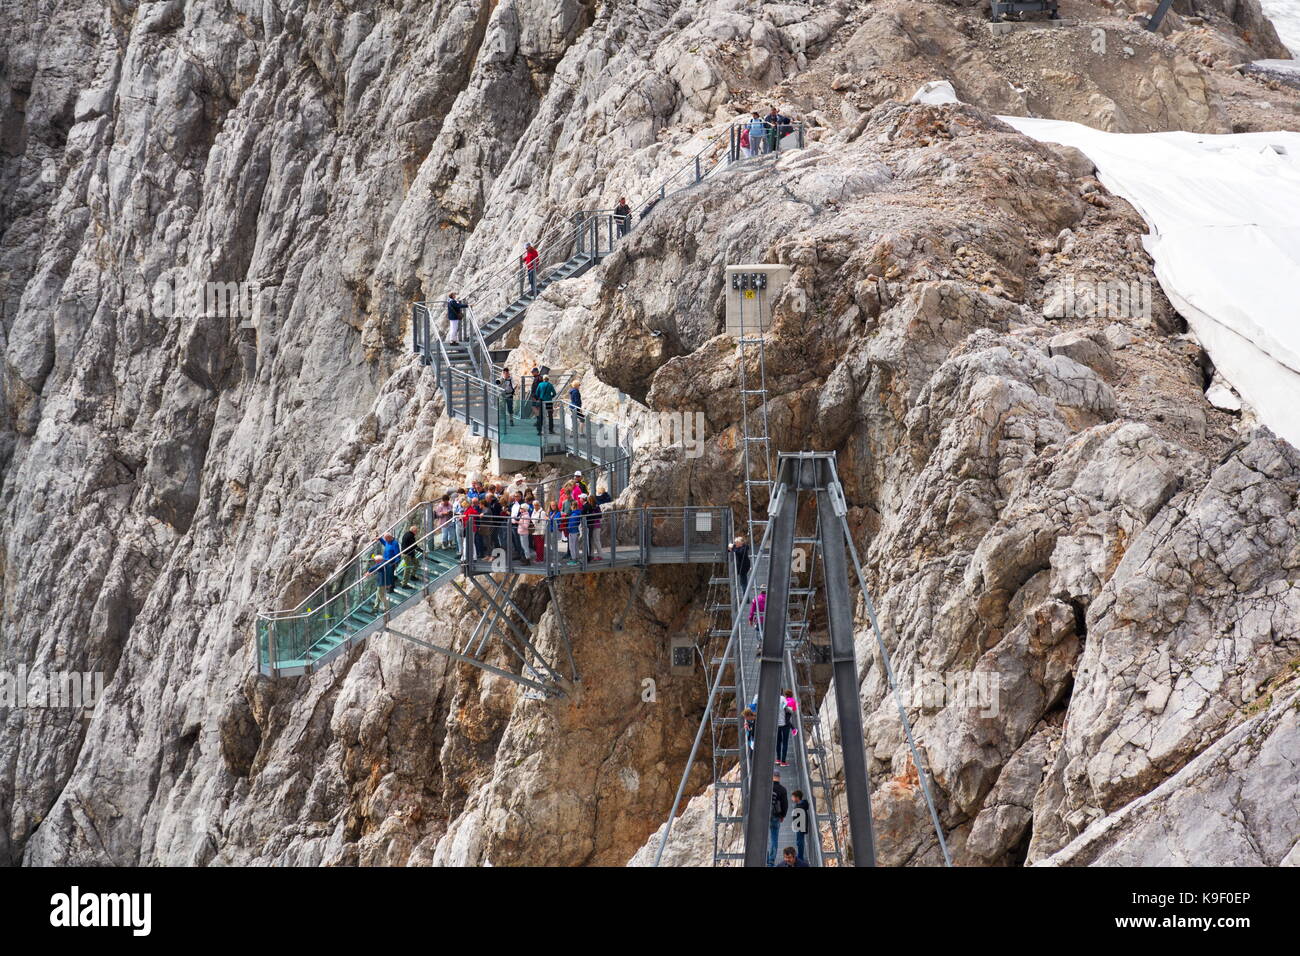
[{"left": 2, "top": 0, "right": 1298, "bottom": 866}]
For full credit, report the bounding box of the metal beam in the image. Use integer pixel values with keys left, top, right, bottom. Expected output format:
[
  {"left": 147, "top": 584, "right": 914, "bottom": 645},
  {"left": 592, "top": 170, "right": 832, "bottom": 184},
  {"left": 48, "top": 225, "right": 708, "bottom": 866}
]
[
  {"left": 546, "top": 579, "right": 580, "bottom": 683},
  {"left": 743, "top": 463, "right": 798, "bottom": 866},
  {"left": 1146, "top": 0, "right": 1174, "bottom": 31},
  {"left": 384, "top": 626, "right": 553, "bottom": 695},
  {"left": 815, "top": 469, "right": 876, "bottom": 866},
  {"left": 612, "top": 567, "right": 647, "bottom": 632},
  {"left": 469, "top": 575, "right": 566, "bottom": 690}
]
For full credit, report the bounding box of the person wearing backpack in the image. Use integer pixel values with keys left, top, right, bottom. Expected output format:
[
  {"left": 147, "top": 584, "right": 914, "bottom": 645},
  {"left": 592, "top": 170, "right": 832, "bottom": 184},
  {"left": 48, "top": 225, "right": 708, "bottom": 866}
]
[
  {"left": 398, "top": 524, "right": 422, "bottom": 587},
  {"left": 777, "top": 688, "right": 797, "bottom": 766},
  {"left": 534, "top": 375, "right": 557, "bottom": 434},
  {"left": 768, "top": 772, "right": 788, "bottom": 867}
]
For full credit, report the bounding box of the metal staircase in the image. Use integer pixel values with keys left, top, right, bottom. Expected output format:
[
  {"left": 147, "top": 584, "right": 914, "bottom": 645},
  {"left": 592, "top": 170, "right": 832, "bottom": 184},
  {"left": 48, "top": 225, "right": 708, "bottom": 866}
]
[
  {"left": 410, "top": 120, "right": 808, "bottom": 467},
  {"left": 257, "top": 505, "right": 733, "bottom": 690}
]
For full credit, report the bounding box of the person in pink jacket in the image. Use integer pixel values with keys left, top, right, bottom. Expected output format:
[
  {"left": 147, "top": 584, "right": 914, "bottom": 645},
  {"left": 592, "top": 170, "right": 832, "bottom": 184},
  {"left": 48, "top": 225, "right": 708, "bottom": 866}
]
[{"left": 748, "top": 589, "right": 766, "bottom": 629}]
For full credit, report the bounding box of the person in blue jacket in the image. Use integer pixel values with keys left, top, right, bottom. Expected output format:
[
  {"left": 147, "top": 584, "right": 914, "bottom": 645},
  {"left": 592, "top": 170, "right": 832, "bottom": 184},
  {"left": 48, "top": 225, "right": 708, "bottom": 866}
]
[
  {"left": 569, "top": 383, "right": 583, "bottom": 424},
  {"left": 368, "top": 532, "right": 401, "bottom": 612},
  {"left": 566, "top": 505, "right": 584, "bottom": 564},
  {"left": 746, "top": 112, "right": 767, "bottom": 157},
  {"left": 534, "top": 375, "right": 557, "bottom": 434}
]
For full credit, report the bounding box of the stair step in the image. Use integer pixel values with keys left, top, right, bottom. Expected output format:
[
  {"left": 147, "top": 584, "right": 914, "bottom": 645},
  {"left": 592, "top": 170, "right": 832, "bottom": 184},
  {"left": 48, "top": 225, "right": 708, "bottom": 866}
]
[
  {"left": 715, "top": 816, "right": 744, "bottom": 825},
  {"left": 714, "top": 852, "right": 746, "bottom": 861}
]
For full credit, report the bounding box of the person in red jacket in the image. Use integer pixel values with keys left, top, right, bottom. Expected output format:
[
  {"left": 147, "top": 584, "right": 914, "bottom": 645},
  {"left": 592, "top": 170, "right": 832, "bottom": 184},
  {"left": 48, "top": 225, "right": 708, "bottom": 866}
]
[
  {"left": 523, "top": 243, "right": 539, "bottom": 295},
  {"left": 463, "top": 502, "right": 483, "bottom": 562}
]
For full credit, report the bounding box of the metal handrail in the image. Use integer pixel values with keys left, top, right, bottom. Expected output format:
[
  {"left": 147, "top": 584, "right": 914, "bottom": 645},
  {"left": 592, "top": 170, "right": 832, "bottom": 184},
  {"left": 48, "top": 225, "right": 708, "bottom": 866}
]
[
  {"left": 256, "top": 516, "right": 464, "bottom": 670},
  {"left": 417, "top": 210, "right": 607, "bottom": 345},
  {"left": 465, "top": 303, "right": 494, "bottom": 380},
  {"left": 416, "top": 116, "right": 806, "bottom": 342},
  {"left": 460, "top": 505, "right": 730, "bottom": 577},
  {"left": 257, "top": 502, "right": 426, "bottom": 620}
]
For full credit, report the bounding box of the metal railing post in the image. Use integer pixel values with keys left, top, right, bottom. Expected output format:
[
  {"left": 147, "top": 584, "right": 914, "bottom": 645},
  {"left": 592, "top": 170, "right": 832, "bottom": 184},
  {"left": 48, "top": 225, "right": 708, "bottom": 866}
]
[{"left": 695, "top": 155, "right": 701, "bottom": 183}]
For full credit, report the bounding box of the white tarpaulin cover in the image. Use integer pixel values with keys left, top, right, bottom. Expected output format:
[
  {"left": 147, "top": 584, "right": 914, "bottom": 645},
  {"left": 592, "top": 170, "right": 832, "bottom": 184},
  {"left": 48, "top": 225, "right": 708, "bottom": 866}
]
[{"left": 1003, "top": 116, "right": 1300, "bottom": 449}]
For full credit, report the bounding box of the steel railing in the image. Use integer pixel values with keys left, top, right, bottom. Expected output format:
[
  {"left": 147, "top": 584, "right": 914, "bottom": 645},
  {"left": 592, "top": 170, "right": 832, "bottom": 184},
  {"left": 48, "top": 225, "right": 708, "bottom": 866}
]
[
  {"left": 412, "top": 118, "right": 806, "bottom": 362},
  {"left": 455, "top": 505, "right": 731, "bottom": 577},
  {"left": 255, "top": 502, "right": 458, "bottom": 671},
  {"left": 257, "top": 505, "right": 732, "bottom": 672}
]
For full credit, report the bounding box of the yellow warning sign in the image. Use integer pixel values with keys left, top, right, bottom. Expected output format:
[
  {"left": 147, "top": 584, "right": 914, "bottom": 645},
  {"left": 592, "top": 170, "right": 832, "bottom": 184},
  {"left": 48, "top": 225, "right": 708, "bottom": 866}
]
[{"left": 743, "top": 289, "right": 756, "bottom": 299}]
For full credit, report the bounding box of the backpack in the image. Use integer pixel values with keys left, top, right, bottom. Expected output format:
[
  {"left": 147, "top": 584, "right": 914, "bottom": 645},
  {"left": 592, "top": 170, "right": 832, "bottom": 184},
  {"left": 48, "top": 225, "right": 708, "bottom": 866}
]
[
  {"left": 771, "top": 785, "right": 784, "bottom": 820},
  {"left": 782, "top": 699, "right": 794, "bottom": 727}
]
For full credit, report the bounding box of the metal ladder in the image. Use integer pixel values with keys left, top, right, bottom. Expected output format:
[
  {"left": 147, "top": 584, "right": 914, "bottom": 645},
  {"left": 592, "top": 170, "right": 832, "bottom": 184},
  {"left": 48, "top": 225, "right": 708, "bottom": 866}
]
[
  {"left": 700, "top": 269, "right": 775, "bottom": 864},
  {"left": 703, "top": 568, "right": 745, "bottom": 864}
]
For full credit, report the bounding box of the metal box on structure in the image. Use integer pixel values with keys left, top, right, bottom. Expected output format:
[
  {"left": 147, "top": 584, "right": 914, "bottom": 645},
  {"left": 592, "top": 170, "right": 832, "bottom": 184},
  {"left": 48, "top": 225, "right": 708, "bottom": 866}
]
[{"left": 725, "top": 264, "right": 791, "bottom": 338}]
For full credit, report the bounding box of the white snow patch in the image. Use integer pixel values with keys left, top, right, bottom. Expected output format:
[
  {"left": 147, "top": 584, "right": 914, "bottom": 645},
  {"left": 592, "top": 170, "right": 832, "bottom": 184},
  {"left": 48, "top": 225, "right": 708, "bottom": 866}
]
[
  {"left": 911, "top": 80, "right": 960, "bottom": 105},
  {"left": 1260, "top": 0, "right": 1300, "bottom": 57},
  {"left": 1004, "top": 115, "right": 1300, "bottom": 449}
]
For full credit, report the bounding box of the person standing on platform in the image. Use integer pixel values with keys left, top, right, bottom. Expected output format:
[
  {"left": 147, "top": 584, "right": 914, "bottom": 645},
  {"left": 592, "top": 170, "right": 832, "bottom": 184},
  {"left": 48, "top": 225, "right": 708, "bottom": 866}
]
[
  {"left": 790, "top": 789, "right": 811, "bottom": 863},
  {"left": 523, "top": 242, "right": 540, "bottom": 295},
  {"left": 499, "top": 368, "right": 516, "bottom": 421},
  {"left": 777, "top": 688, "right": 797, "bottom": 767},
  {"left": 569, "top": 382, "right": 583, "bottom": 424},
  {"left": 728, "top": 534, "right": 750, "bottom": 594},
  {"left": 779, "top": 847, "right": 809, "bottom": 868},
  {"left": 614, "top": 197, "right": 632, "bottom": 238},
  {"left": 747, "top": 112, "right": 766, "bottom": 157},
  {"left": 768, "top": 772, "right": 789, "bottom": 867},
  {"left": 534, "top": 375, "right": 557, "bottom": 434},
  {"left": 446, "top": 292, "right": 466, "bottom": 343},
  {"left": 516, "top": 504, "right": 533, "bottom": 566},
  {"left": 399, "top": 524, "right": 422, "bottom": 587}
]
